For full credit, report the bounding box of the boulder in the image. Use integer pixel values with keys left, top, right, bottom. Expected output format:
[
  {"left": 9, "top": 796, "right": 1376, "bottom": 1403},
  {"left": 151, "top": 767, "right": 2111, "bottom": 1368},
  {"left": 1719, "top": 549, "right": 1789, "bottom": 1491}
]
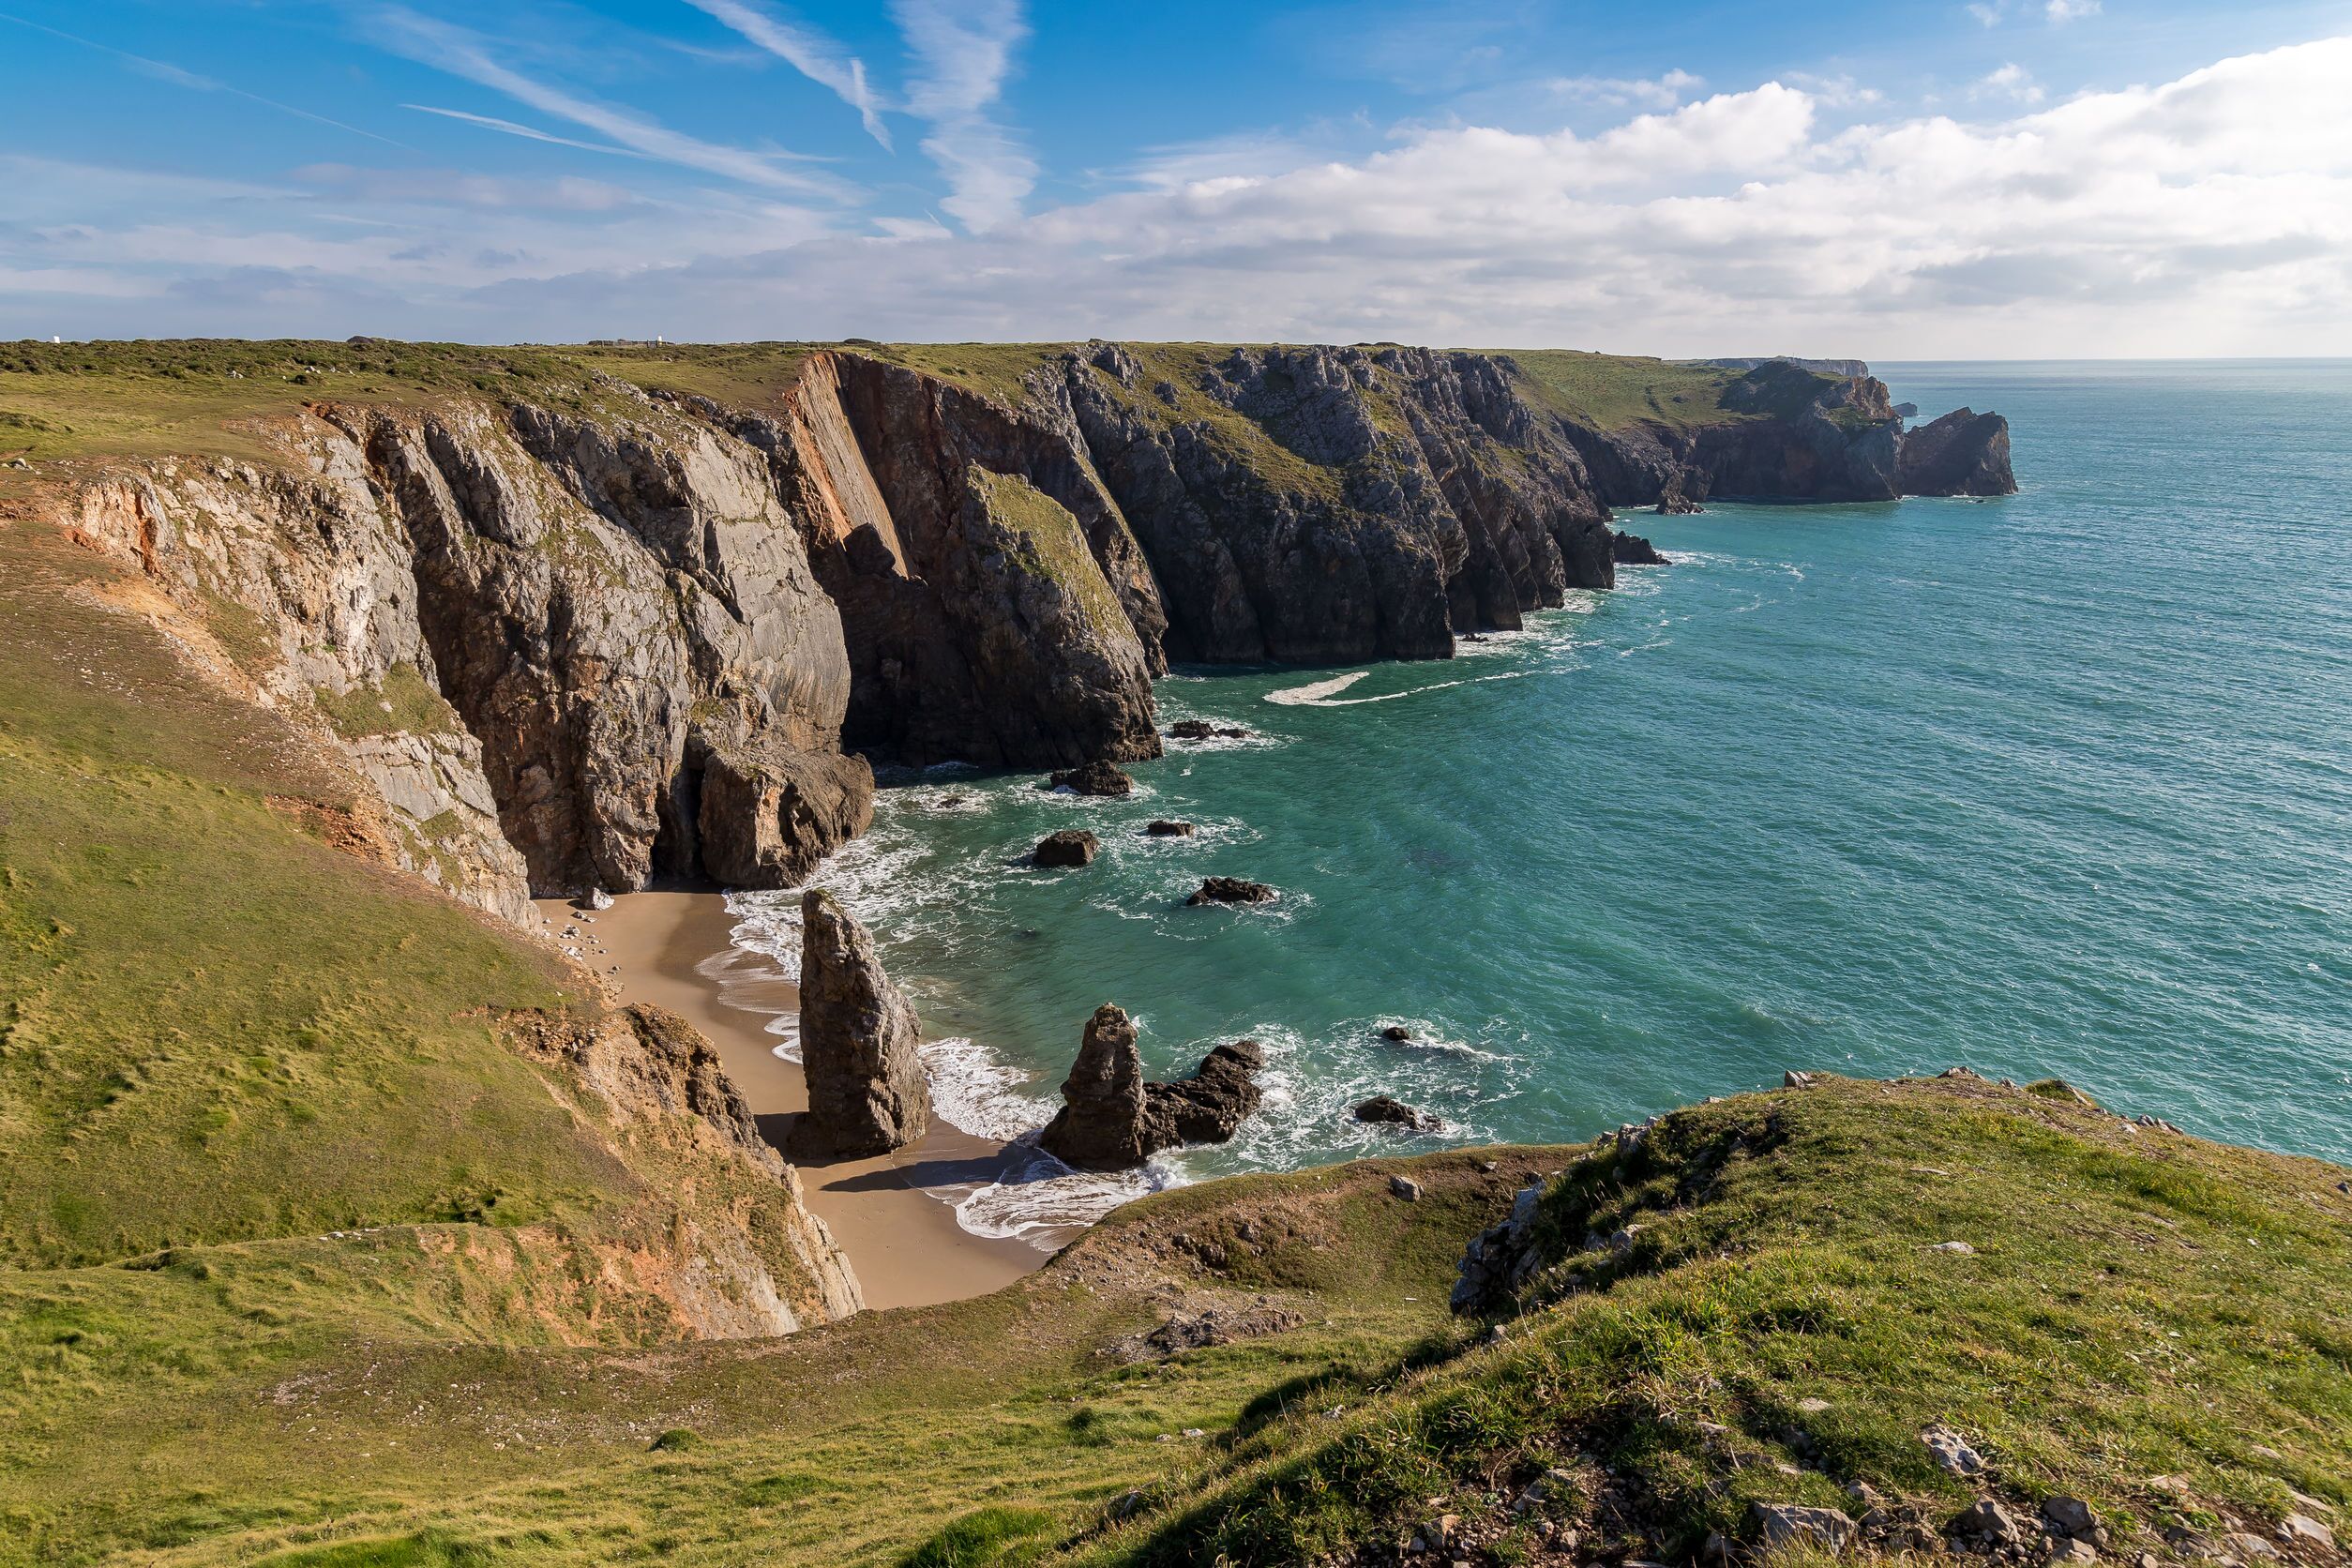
[
  {"left": 1168, "top": 719, "right": 1250, "bottom": 740},
  {"left": 1046, "top": 759, "right": 1136, "bottom": 796},
  {"left": 1187, "top": 876, "right": 1277, "bottom": 906},
  {"left": 1380, "top": 1024, "right": 1413, "bottom": 1042},
  {"left": 1354, "top": 1094, "right": 1435, "bottom": 1130},
  {"left": 1751, "top": 1503, "right": 1858, "bottom": 1554},
  {"left": 1389, "top": 1174, "right": 1424, "bottom": 1202},
  {"left": 1039, "top": 1007, "right": 1265, "bottom": 1170},
  {"left": 1033, "top": 828, "right": 1100, "bottom": 867},
  {"left": 698, "top": 742, "right": 875, "bottom": 889},
  {"left": 790, "top": 889, "right": 929, "bottom": 1158},
  {"left": 1144, "top": 819, "right": 1195, "bottom": 837}
]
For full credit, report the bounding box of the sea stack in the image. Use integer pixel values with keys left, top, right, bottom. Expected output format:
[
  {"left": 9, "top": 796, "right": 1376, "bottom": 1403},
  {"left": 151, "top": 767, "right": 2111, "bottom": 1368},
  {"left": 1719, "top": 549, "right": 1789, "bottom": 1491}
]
[
  {"left": 1039, "top": 1006, "right": 1266, "bottom": 1170},
  {"left": 792, "top": 889, "right": 929, "bottom": 1158},
  {"left": 1039, "top": 1004, "right": 1150, "bottom": 1170}
]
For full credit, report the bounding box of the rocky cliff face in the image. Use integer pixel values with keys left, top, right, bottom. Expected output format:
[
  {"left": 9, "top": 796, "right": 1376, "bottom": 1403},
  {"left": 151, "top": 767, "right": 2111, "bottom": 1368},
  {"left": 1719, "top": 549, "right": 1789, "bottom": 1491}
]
[
  {"left": 1561, "top": 360, "right": 2013, "bottom": 508},
  {"left": 41, "top": 343, "right": 2011, "bottom": 916}
]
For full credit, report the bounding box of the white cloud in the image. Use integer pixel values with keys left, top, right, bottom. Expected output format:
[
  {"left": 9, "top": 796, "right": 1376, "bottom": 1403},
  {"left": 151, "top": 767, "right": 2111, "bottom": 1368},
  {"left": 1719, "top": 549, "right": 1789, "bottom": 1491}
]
[
  {"left": 682, "top": 0, "right": 893, "bottom": 148},
  {"left": 8, "top": 36, "right": 2352, "bottom": 358},
  {"left": 1546, "top": 69, "right": 1703, "bottom": 111},
  {"left": 2045, "top": 0, "right": 2102, "bottom": 20},
  {"left": 888, "top": 0, "right": 1035, "bottom": 230},
  {"left": 400, "top": 105, "right": 647, "bottom": 159},
  {"left": 1972, "top": 62, "right": 2045, "bottom": 103},
  {"left": 366, "top": 7, "right": 849, "bottom": 198}
]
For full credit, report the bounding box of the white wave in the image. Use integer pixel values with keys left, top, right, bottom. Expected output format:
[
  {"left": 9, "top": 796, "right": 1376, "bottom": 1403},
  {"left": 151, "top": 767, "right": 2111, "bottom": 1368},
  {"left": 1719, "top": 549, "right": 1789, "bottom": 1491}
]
[
  {"left": 1260, "top": 669, "right": 1530, "bottom": 708},
  {"left": 921, "top": 1034, "right": 1058, "bottom": 1144}
]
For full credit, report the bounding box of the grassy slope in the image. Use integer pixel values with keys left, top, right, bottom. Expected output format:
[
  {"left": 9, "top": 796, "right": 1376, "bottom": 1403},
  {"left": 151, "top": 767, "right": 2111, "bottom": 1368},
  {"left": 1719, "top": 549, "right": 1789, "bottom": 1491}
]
[{"left": 1081, "top": 1077, "right": 2352, "bottom": 1568}]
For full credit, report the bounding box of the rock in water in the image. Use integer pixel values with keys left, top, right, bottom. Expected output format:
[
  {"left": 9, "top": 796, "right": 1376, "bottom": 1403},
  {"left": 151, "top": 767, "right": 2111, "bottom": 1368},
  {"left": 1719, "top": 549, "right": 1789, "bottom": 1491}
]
[
  {"left": 1380, "top": 1024, "right": 1413, "bottom": 1042},
  {"left": 1039, "top": 1004, "right": 1150, "bottom": 1170},
  {"left": 1144, "top": 819, "right": 1195, "bottom": 837},
  {"left": 1187, "top": 876, "right": 1276, "bottom": 906},
  {"left": 1041, "top": 1009, "right": 1266, "bottom": 1169},
  {"left": 1033, "top": 829, "right": 1100, "bottom": 867},
  {"left": 1168, "top": 719, "right": 1251, "bottom": 740},
  {"left": 792, "top": 889, "right": 928, "bottom": 1158},
  {"left": 1142, "top": 1039, "right": 1264, "bottom": 1147},
  {"left": 1354, "top": 1094, "right": 1435, "bottom": 1130},
  {"left": 1612, "top": 528, "right": 1670, "bottom": 563},
  {"left": 1046, "top": 760, "right": 1136, "bottom": 796}
]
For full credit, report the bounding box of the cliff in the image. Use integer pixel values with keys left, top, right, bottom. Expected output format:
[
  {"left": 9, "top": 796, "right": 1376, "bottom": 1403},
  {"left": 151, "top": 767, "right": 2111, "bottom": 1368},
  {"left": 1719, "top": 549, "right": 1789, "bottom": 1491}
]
[{"left": 8, "top": 339, "right": 2011, "bottom": 912}]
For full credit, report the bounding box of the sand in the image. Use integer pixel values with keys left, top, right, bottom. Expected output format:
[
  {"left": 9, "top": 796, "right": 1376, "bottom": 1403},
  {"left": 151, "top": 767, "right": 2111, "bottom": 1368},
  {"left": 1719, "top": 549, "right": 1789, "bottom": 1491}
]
[{"left": 535, "top": 890, "right": 1043, "bottom": 1311}]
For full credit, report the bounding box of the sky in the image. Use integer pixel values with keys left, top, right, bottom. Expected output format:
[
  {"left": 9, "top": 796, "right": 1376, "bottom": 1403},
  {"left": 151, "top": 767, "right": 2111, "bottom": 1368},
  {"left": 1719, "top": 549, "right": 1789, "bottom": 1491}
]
[{"left": 3, "top": 0, "right": 2350, "bottom": 355}]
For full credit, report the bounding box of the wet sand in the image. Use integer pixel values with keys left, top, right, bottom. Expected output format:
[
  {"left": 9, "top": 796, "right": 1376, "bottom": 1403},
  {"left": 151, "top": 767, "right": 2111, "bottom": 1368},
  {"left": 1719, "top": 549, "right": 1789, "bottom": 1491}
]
[{"left": 535, "top": 890, "right": 1043, "bottom": 1311}]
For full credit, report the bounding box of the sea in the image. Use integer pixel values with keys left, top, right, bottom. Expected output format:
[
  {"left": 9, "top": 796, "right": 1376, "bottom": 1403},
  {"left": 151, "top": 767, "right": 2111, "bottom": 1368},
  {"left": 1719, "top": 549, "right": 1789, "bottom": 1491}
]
[{"left": 724, "top": 360, "right": 2352, "bottom": 1246}]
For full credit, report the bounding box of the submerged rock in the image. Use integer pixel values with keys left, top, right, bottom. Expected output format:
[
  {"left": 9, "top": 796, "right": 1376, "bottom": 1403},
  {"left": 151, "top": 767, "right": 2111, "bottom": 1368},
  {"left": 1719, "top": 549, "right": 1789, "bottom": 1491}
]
[
  {"left": 1186, "top": 876, "right": 1276, "bottom": 906},
  {"left": 1033, "top": 828, "right": 1100, "bottom": 867},
  {"left": 1167, "top": 719, "right": 1250, "bottom": 740},
  {"left": 1039, "top": 1005, "right": 1265, "bottom": 1170},
  {"left": 1046, "top": 759, "right": 1137, "bottom": 796},
  {"left": 792, "top": 889, "right": 929, "bottom": 1158},
  {"left": 1380, "top": 1024, "right": 1413, "bottom": 1043}
]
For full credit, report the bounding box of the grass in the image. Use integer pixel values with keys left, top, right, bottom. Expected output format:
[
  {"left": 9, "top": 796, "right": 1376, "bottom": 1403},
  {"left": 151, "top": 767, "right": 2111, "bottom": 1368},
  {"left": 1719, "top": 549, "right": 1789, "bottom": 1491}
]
[
  {"left": 972, "top": 468, "right": 1132, "bottom": 638},
  {"left": 1505, "top": 349, "right": 1790, "bottom": 431},
  {"left": 1078, "top": 1077, "right": 2352, "bottom": 1567},
  {"left": 313, "top": 662, "right": 467, "bottom": 741}
]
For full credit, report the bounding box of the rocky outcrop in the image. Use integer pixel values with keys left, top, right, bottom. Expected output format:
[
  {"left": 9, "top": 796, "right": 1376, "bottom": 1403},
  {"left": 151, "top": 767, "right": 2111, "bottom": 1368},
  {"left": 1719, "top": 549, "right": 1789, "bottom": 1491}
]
[
  {"left": 1565, "top": 361, "right": 2014, "bottom": 507},
  {"left": 1040, "top": 1004, "right": 1151, "bottom": 1170},
  {"left": 1139, "top": 1038, "right": 1265, "bottom": 1148},
  {"left": 712, "top": 354, "right": 1162, "bottom": 768},
  {"left": 1188, "top": 876, "right": 1277, "bottom": 906},
  {"left": 502, "top": 1003, "right": 864, "bottom": 1331},
  {"left": 1048, "top": 760, "right": 1136, "bottom": 795},
  {"left": 1896, "top": 407, "right": 2014, "bottom": 497},
  {"left": 698, "top": 741, "right": 874, "bottom": 888},
  {"left": 1612, "top": 529, "right": 1669, "bottom": 564},
  {"left": 1034, "top": 828, "right": 1100, "bottom": 867},
  {"left": 1039, "top": 1005, "right": 1265, "bottom": 1170},
  {"left": 1354, "top": 1093, "right": 1436, "bottom": 1129},
  {"left": 792, "top": 889, "right": 929, "bottom": 1158}
]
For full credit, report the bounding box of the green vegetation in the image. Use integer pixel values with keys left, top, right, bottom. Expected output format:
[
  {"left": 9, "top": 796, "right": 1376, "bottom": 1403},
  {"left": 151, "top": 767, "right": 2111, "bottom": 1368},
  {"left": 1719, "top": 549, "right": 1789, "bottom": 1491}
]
[
  {"left": 312, "top": 662, "right": 466, "bottom": 741},
  {"left": 1503, "top": 349, "right": 1763, "bottom": 431},
  {"left": 901, "top": 1507, "right": 1059, "bottom": 1568},
  {"left": 973, "top": 467, "right": 1131, "bottom": 638},
  {"left": 1083, "top": 1078, "right": 2352, "bottom": 1567}
]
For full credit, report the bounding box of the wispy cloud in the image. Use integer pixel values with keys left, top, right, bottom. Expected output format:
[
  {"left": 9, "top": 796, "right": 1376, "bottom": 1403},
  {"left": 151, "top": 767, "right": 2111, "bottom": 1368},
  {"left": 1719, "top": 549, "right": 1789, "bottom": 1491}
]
[
  {"left": 1547, "top": 68, "right": 1703, "bottom": 111},
  {"left": 2045, "top": 0, "right": 2102, "bottom": 20},
  {"left": 0, "top": 9, "right": 408, "bottom": 147},
  {"left": 683, "top": 0, "right": 892, "bottom": 148},
  {"left": 888, "top": 0, "right": 1035, "bottom": 230},
  {"left": 401, "top": 104, "right": 647, "bottom": 159},
  {"left": 366, "top": 7, "right": 850, "bottom": 197}
]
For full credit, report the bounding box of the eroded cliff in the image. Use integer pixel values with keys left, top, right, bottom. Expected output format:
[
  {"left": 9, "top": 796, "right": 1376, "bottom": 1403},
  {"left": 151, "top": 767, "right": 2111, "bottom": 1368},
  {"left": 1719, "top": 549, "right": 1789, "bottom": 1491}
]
[{"left": 27, "top": 339, "right": 2012, "bottom": 912}]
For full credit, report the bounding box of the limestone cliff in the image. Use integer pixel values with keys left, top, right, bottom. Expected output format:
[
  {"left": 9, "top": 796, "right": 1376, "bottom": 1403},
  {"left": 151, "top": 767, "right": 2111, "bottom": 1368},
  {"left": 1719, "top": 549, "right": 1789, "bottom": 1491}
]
[{"left": 35, "top": 340, "right": 2013, "bottom": 914}]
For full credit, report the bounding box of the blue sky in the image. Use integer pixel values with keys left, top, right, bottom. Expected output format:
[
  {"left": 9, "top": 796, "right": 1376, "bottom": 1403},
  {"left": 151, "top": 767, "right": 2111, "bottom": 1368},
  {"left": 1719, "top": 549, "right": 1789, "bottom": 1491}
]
[{"left": 4, "top": 0, "right": 2350, "bottom": 353}]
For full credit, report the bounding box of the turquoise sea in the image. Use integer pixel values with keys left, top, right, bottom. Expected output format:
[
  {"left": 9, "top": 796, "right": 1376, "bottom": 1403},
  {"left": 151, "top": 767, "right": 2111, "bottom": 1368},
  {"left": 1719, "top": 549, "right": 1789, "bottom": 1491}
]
[{"left": 731, "top": 361, "right": 2352, "bottom": 1241}]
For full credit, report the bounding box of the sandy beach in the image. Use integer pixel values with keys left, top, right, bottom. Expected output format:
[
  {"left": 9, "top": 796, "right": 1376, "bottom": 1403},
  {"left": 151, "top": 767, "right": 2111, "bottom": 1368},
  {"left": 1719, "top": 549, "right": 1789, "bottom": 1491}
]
[{"left": 535, "top": 890, "right": 1042, "bottom": 1311}]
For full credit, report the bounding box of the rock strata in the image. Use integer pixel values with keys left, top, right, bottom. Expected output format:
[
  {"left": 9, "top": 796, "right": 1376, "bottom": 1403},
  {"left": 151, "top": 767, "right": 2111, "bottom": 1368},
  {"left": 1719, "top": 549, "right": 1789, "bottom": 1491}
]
[
  {"left": 1033, "top": 829, "right": 1100, "bottom": 867},
  {"left": 792, "top": 889, "right": 929, "bottom": 1158},
  {"left": 1187, "top": 876, "right": 1276, "bottom": 906}
]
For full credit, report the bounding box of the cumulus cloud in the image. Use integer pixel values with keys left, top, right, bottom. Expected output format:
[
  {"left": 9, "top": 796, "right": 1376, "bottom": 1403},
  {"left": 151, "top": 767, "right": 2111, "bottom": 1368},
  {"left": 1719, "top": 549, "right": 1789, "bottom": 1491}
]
[
  {"left": 1972, "top": 62, "right": 2045, "bottom": 103},
  {"left": 8, "top": 36, "right": 2352, "bottom": 357},
  {"left": 889, "top": 0, "right": 1036, "bottom": 230}
]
